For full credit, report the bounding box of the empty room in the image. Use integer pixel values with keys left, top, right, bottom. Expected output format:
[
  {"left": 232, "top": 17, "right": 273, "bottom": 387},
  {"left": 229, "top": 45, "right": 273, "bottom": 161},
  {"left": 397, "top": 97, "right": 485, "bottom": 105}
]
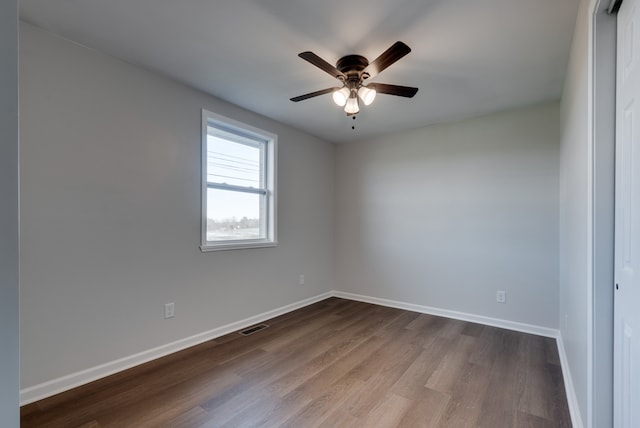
[{"left": 2, "top": 0, "right": 639, "bottom": 427}]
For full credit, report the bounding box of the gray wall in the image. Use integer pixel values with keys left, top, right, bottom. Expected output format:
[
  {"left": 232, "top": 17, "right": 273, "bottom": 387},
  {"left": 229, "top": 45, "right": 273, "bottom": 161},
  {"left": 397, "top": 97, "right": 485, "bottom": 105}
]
[
  {"left": 0, "top": 0, "right": 20, "bottom": 425},
  {"left": 19, "top": 23, "right": 335, "bottom": 390},
  {"left": 559, "top": 0, "right": 591, "bottom": 424},
  {"left": 334, "top": 103, "right": 560, "bottom": 328}
]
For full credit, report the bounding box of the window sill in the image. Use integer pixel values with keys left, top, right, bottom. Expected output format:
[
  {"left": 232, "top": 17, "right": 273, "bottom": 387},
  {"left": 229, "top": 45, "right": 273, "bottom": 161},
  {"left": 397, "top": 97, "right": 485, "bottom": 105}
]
[{"left": 200, "top": 240, "right": 278, "bottom": 252}]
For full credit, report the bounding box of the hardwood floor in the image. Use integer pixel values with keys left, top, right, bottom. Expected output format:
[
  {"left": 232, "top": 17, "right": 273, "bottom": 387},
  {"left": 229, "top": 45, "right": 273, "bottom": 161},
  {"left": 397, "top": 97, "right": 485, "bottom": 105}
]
[{"left": 21, "top": 298, "right": 572, "bottom": 427}]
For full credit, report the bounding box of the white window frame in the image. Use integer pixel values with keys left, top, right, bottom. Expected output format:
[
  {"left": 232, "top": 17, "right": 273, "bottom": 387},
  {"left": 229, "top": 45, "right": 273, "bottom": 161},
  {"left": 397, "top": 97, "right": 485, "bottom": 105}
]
[{"left": 201, "top": 110, "right": 277, "bottom": 251}]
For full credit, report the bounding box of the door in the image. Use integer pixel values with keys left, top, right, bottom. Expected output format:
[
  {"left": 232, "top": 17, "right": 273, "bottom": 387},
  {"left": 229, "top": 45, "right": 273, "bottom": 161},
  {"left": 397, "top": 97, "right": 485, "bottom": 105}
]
[{"left": 614, "top": 0, "right": 640, "bottom": 426}]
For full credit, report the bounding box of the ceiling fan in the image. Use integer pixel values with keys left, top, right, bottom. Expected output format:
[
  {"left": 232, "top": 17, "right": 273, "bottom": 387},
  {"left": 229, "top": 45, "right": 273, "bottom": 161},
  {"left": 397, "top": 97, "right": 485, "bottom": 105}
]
[{"left": 290, "top": 41, "right": 418, "bottom": 115}]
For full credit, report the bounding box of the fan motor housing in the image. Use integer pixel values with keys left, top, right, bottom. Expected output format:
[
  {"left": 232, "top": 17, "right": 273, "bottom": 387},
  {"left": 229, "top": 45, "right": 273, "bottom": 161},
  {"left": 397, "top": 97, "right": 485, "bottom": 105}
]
[{"left": 336, "top": 55, "right": 370, "bottom": 80}]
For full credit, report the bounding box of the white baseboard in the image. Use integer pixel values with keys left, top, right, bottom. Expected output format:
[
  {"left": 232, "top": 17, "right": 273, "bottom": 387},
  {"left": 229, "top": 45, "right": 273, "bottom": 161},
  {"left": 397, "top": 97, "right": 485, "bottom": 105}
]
[
  {"left": 19, "top": 292, "right": 332, "bottom": 405},
  {"left": 332, "top": 290, "right": 559, "bottom": 338},
  {"left": 556, "top": 334, "right": 584, "bottom": 428}
]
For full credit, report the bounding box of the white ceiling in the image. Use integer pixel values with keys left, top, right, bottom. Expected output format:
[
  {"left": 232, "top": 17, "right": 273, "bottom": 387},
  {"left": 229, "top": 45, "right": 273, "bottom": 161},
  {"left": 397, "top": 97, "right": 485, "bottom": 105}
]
[{"left": 19, "top": 0, "right": 580, "bottom": 143}]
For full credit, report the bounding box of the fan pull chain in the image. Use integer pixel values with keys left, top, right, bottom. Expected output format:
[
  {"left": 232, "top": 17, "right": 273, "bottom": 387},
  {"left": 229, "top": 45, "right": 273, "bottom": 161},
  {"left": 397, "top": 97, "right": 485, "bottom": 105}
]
[{"left": 352, "top": 115, "right": 356, "bottom": 130}]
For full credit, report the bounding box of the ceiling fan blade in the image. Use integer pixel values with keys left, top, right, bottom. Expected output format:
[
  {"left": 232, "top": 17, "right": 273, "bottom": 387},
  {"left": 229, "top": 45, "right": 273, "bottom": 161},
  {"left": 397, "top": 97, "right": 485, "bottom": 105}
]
[
  {"left": 298, "top": 52, "right": 346, "bottom": 80},
  {"left": 290, "top": 87, "right": 339, "bottom": 102},
  {"left": 363, "top": 41, "right": 412, "bottom": 79},
  {"left": 367, "top": 83, "right": 418, "bottom": 98}
]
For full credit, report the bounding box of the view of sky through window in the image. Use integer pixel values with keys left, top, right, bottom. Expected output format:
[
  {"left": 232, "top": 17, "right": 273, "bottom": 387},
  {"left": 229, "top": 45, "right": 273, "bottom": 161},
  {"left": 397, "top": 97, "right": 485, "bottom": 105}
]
[
  {"left": 206, "top": 132, "right": 264, "bottom": 240},
  {"left": 207, "top": 135, "right": 261, "bottom": 188}
]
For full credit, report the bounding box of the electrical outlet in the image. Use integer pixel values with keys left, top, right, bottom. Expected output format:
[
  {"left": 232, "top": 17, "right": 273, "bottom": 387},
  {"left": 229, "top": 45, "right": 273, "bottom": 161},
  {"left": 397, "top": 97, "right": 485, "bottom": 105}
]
[
  {"left": 496, "top": 290, "right": 506, "bottom": 304},
  {"left": 164, "top": 302, "right": 175, "bottom": 319},
  {"left": 299, "top": 274, "right": 305, "bottom": 286}
]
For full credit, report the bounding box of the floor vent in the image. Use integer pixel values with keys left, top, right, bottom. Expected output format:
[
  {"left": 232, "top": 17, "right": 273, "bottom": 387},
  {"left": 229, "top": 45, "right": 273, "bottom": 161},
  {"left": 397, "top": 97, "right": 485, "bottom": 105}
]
[{"left": 239, "top": 324, "right": 269, "bottom": 336}]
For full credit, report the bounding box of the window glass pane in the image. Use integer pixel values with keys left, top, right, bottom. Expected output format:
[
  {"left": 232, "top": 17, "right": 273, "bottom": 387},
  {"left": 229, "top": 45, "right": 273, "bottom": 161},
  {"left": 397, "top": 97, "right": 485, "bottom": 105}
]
[
  {"left": 207, "top": 133, "right": 261, "bottom": 188},
  {"left": 206, "top": 188, "right": 264, "bottom": 241}
]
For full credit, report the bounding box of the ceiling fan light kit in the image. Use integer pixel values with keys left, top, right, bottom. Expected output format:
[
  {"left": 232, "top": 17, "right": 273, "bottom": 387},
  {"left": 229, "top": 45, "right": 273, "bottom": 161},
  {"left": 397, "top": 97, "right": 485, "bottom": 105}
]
[
  {"left": 332, "top": 86, "right": 350, "bottom": 106},
  {"left": 358, "top": 86, "right": 376, "bottom": 105},
  {"left": 332, "top": 84, "right": 375, "bottom": 112},
  {"left": 291, "top": 41, "right": 419, "bottom": 117},
  {"left": 344, "top": 96, "right": 360, "bottom": 115}
]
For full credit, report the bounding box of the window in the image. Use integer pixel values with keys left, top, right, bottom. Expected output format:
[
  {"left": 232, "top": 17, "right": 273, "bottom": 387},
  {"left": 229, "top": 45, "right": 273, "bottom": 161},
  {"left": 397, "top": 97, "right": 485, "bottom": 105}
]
[{"left": 201, "top": 110, "right": 277, "bottom": 251}]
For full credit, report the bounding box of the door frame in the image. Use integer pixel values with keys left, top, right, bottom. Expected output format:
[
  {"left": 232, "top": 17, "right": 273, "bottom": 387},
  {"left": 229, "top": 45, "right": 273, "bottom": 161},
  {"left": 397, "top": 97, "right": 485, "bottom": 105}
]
[{"left": 588, "top": 0, "right": 617, "bottom": 427}]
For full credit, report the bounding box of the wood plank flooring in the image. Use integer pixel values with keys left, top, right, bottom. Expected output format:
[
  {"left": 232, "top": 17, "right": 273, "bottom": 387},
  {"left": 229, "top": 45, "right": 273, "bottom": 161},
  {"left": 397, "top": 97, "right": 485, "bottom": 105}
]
[{"left": 20, "top": 297, "right": 572, "bottom": 427}]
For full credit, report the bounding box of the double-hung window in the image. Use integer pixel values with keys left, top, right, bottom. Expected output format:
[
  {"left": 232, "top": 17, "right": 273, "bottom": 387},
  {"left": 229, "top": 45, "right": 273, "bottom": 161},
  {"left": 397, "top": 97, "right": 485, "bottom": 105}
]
[{"left": 201, "top": 110, "right": 277, "bottom": 251}]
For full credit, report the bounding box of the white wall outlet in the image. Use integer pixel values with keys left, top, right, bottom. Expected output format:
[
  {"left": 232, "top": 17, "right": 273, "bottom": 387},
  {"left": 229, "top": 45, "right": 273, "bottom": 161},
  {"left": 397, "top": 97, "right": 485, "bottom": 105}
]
[
  {"left": 298, "top": 274, "right": 305, "bottom": 286},
  {"left": 164, "top": 302, "right": 175, "bottom": 319},
  {"left": 496, "top": 290, "right": 506, "bottom": 303}
]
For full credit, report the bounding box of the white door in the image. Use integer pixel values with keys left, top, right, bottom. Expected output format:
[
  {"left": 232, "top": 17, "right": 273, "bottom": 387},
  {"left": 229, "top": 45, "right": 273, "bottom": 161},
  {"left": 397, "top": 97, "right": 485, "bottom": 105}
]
[{"left": 615, "top": 0, "right": 640, "bottom": 426}]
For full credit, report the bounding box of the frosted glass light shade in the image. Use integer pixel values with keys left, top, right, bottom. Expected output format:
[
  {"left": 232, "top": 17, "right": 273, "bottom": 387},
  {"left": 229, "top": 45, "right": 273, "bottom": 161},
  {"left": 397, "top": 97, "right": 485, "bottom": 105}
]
[
  {"left": 332, "top": 87, "right": 350, "bottom": 106},
  {"left": 358, "top": 86, "right": 376, "bottom": 105},
  {"left": 344, "top": 97, "right": 360, "bottom": 114}
]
